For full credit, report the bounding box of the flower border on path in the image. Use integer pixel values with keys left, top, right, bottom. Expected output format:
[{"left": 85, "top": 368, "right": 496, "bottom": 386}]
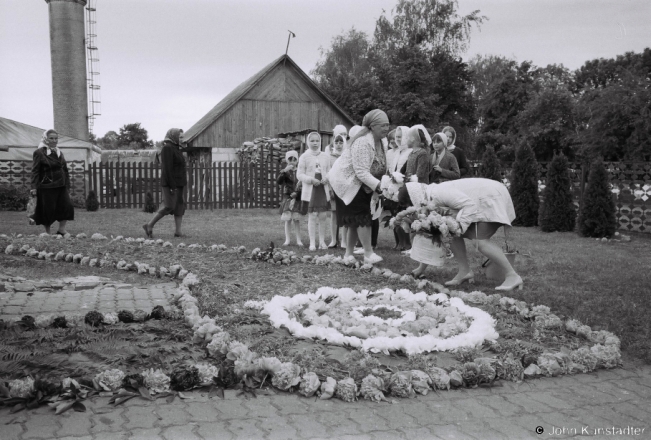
[{"left": 262, "top": 287, "right": 498, "bottom": 355}]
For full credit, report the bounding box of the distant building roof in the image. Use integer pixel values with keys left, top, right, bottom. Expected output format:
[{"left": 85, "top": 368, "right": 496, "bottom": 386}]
[
  {"left": 183, "top": 54, "right": 355, "bottom": 144},
  {"left": 0, "top": 116, "right": 100, "bottom": 153}
]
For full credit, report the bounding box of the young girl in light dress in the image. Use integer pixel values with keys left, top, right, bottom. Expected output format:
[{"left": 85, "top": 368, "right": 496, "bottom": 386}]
[{"left": 297, "top": 132, "right": 332, "bottom": 250}]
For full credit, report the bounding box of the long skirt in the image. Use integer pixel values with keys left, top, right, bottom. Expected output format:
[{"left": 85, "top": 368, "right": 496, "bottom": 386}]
[
  {"left": 158, "top": 186, "right": 186, "bottom": 217},
  {"left": 335, "top": 186, "right": 373, "bottom": 228},
  {"left": 32, "top": 186, "right": 74, "bottom": 226}
]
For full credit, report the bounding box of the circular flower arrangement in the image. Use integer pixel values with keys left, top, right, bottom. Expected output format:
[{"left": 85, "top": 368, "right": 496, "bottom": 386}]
[{"left": 262, "top": 287, "right": 498, "bottom": 355}]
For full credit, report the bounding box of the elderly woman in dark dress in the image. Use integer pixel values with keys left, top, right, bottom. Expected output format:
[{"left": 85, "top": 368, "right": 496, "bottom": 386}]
[
  {"left": 328, "top": 109, "right": 390, "bottom": 265},
  {"left": 143, "top": 128, "right": 186, "bottom": 238},
  {"left": 30, "top": 129, "right": 74, "bottom": 234}
]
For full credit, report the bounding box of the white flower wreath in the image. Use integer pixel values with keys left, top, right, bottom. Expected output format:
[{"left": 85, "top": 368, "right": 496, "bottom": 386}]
[{"left": 262, "top": 287, "right": 498, "bottom": 355}]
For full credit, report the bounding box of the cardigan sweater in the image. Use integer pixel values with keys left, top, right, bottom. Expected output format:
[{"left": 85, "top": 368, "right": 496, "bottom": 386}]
[
  {"left": 296, "top": 150, "right": 332, "bottom": 202},
  {"left": 386, "top": 147, "right": 412, "bottom": 175},
  {"left": 31, "top": 147, "right": 70, "bottom": 190},
  {"left": 404, "top": 148, "right": 431, "bottom": 184},
  {"left": 429, "top": 149, "right": 460, "bottom": 183},
  {"left": 328, "top": 132, "right": 387, "bottom": 205}
]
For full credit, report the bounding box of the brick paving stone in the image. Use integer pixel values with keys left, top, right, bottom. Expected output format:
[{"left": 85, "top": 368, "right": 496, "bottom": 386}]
[
  {"left": 617, "top": 380, "right": 651, "bottom": 399},
  {"left": 317, "top": 412, "right": 363, "bottom": 437},
  {"left": 259, "top": 416, "right": 299, "bottom": 440},
  {"left": 184, "top": 401, "right": 221, "bottom": 423},
  {"left": 22, "top": 414, "right": 61, "bottom": 439},
  {"left": 287, "top": 413, "right": 329, "bottom": 438},
  {"left": 58, "top": 436, "right": 93, "bottom": 440},
  {"left": 429, "top": 423, "right": 477, "bottom": 440},
  {"left": 195, "top": 421, "right": 235, "bottom": 440},
  {"left": 511, "top": 414, "right": 558, "bottom": 437},
  {"left": 90, "top": 408, "right": 125, "bottom": 434},
  {"left": 562, "top": 408, "right": 617, "bottom": 432},
  {"left": 537, "top": 411, "right": 590, "bottom": 435},
  {"left": 483, "top": 418, "right": 539, "bottom": 440},
  {"left": 94, "top": 432, "right": 129, "bottom": 440},
  {"left": 564, "top": 385, "right": 626, "bottom": 405},
  {"left": 161, "top": 424, "right": 201, "bottom": 440},
  {"left": 242, "top": 397, "right": 280, "bottom": 418},
  {"left": 3, "top": 423, "right": 24, "bottom": 440},
  {"left": 346, "top": 409, "right": 390, "bottom": 432},
  {"left": 477, "top": 396, "right": 521, "bottom": 416},
  {"left": 425, "top": 401, "right": 471, "bottom": 425},
  {"left": 596, "top": 381, "right": 638, "bottom": 400},
  {"left": 502, "top": 392, "right": 553, "bottom": 414},
  {"left": 608, "top": 401, "right": 651, "bottom": 423},
  {"left": 127, "top": 428, "right": 163, "bottom": 440},
  {"left": 370, "top": 431, "right": 406, "bottom": 440},
  {"left": 151, "top": 404, "right": 190, "bottom": 425},
  {"left": 457, "top": 421, "right": 507, "bottom": 440},
  {"left": 269, "top": 394, "right": 310, "bottom": 415},
  {"left": 123, "top": 405, "right": 160, "bottom": 430},
  {"left": 371, "top": 406, "right": 419, "bottom": 431},
  {"left": 527, "top": 391, "right": 575, "bottom": 410},
  {"left": 211, "top": 399, "right": 248, "bottom": 420},
  {"left": 56, "top": 410, "right": 93, "bottom": 437},
  {"left": 448, "top": 397, "right": 500, "bottom": 419},
  {"left": 227, "top": 418, "right": 266, "bottom": 439},
  {"left": 400, "top": 426, "right": 440, "bottom": 440}
]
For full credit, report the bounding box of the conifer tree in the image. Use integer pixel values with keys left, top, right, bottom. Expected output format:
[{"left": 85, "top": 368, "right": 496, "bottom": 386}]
[
  {"left": 539, "top": 152, "right": 576, "bottom": 232},
  {"left": 510, "top": 142, "right": 540, "bottom": 226},
  {"left": 480, "top": 145, "right": 502, "bottom": 181},
  {"left": 578, "top": 157, "right": 617, "bottom": 237},
  {"left": 85, "top": 190, "right": 99, "bottom": 212},
  {"left": 143, "top": 192, "right": 157, "bottom": 213}
]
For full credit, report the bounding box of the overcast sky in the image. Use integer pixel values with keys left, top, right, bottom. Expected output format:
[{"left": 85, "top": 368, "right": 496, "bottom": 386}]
[{"left": 1, "top": 0, "right": 649, "bottom": 141}]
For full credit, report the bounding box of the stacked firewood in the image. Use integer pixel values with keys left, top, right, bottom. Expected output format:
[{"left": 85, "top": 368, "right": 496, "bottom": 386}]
[{"left": 236, "top": 137, "right": 302, "bottom": 165}]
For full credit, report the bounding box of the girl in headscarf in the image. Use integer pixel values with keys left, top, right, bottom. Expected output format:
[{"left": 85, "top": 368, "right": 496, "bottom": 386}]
[
  {"left": 277, "top": 150, "right": 304, "bottom": 246},
  {"left": 297, "top": 132, "right": 332, "bottom": 250},
  {"left": 329, "top": 110, "right": 390, "bottom": 264},
  {"left": 30, "top": 129, "right": 74, "bottom": 234},
  {"left": 429, "top": 132, "right": 460, "bottom": 183},
  {"left": 327, "top": 130, "right": 346, "bottom": 248},
  {"left": 403, "top": 126, "right": 431, "bottom": 184},
  {"left": 398, "top": 179, "right": 522, "bottom": 291},
  {"left": 442, "top": 126, "right": 469, "bottom": 177},
  {"left": 384, "top": 126, "right": 413, "bottom": 250},
  {"left": 143, "top": 128, "right": 186, "bottom": 238},
  {"left": 324, "top": 125, "right": 347, "bottom": 156}
]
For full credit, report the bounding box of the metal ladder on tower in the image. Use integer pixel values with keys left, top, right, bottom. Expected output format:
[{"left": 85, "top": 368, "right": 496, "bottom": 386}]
[{"left": 85, "top": 0, "right": 101, "bottom": 136}]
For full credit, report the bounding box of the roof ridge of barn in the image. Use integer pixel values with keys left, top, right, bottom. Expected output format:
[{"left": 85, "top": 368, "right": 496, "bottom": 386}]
[{"left": 183, "top": 54, "right": 355, "bottom": 143}]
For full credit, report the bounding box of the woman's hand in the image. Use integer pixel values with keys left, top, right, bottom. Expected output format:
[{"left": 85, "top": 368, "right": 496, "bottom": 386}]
[
  {"left": 312, "top": 178, "right": 321, "bottom": 186},
  {"left": 433, "top": 165, "right": 442, "bottom": 172},
  {"left": 290, "top": 192, "right": 297, "bottom": 199}
]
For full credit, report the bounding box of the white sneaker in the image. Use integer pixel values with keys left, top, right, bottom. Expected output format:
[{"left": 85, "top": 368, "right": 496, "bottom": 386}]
[
  {"left": 309, "top": 245, "right": 317, "bottom": 251},
  {"left": 363, "top": 253, "right": 383, "bottom": 265},
  {"left": 354, "top": 247, "right": 365, "bottom": 255}
]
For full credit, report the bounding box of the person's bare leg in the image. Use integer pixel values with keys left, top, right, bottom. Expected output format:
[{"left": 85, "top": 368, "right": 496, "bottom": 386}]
[
  {"left": 447, "top": 237, "right": 474, "bottom": 283},
  {"left": 329, "top": 212, "right": 337, "bottom": 247},
  {"left": 308, "top": 213, "right": 317, "bottom": 250},
  {"left": 293, "top": 219, "right": 303, "bottom": 246},
  {"left": 345, "top": 227, "right": 358, "bottom": 258},
  {"left": 146, "top": 212, "right": 164, "bottom": 232},
  {"left": 44, "top": 224, "right": 51, "bottom": 234},
  {"left": 56, "top": 220, "right": 67, "bottom": 234},
  {"left": 174, "top": 215, "right": 183, "bottom": 236},
  {"left": 357, "top": 226, "right": 373, "bottom": 258},
  {"left": 283, "top": 221, "right": 291, "bottom": 246},
  {"left": 477, "top": 240, "right": 522, "bottom": 288},
  {"left": 318, "top": 212, "right": 328, "bottom": 249},
  {"left": 412, "top": 262, "right": 428, "bottom": 278}
]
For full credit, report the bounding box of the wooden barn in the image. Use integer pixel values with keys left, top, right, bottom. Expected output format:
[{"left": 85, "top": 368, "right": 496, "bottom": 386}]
[{"left": 183, "top": 54, "right": 355, "bottom": 162}]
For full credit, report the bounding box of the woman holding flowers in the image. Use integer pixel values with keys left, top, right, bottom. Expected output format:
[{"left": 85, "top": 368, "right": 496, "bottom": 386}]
[
  {"left": 398, "top": 179, "right": 522, "bottom": 291},
  {"left": 329, "top": 110, "right": 390, "bottom": 265},
  {"left": 385, "top": 126, "right": 412, "bottom": 250},
  {"left": 297, "top": 132, "right": 332, "bottom": 251}
]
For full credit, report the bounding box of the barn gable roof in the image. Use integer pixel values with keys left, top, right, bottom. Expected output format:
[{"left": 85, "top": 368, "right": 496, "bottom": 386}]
[{"left": 183, "top": 54, "right": 355, "bottom": 143}]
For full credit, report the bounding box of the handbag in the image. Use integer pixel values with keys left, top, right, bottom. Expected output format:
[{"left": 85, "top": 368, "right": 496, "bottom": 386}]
[{"left": 26, "top": 195, "right": 37, "bottom": 219}]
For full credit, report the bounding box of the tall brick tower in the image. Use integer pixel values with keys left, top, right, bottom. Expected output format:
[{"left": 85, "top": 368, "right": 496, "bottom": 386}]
[{"left": 45, "top": 0, "right": 89, "bottom": 141}]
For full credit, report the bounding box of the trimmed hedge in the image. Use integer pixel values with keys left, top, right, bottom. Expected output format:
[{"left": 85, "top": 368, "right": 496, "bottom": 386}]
[
  {"left": 578, "top": 158, "right": 617, "bottom": 238},
  {"left": 540, "top": 152, "right": 576, "bottom": 232},
  {"left": 510, "top": 142, "right": 540, "bottom": 227}
]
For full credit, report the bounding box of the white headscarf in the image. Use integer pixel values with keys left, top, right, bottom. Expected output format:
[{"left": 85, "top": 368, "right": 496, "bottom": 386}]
[
  {"left": 442, "top": 126, "right": 457, "bottom": 150},
  {"left": 395, "top": 126, "right": 410, "bottom": 151},
  {"left": 348, "top": 125, "right": 363, "bottom": 139},
  {"left": 38, "top": 130, "right": 60, "bottom": 157},
  {"left": 431, "top": 132, "right": 449, "bottom": 166},
  {"left": 306, "top": 131, "right": 322, "bottom": 156},
  {"left": 331, "top": 133, "right": 346, "bottom": 157},
  {"left": 412, "top": 124, "right": 432, "bottom": 147},
  {"left": 406, "top": 182, "right": 428, "bottom": 207}
]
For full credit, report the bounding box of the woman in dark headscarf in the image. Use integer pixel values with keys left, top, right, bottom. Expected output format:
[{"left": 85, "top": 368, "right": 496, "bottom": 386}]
[
  {"left": 30, "top": 129, "right": 74, "bottom": 234},
  {"left": 143, "top": 128, "right": 186, "bottom": 238},
  {"left": 328, "top": 109, "right": 390, "bottom": 265}
]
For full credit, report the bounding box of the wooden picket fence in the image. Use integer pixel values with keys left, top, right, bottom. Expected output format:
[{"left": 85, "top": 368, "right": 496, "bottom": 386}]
[{"left": 87, "top": 160, "right": 284, "bottom": 210}]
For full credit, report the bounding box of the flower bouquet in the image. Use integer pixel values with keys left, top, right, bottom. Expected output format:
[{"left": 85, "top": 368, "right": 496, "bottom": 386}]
[
  {"left": 390, "top": 205, "right": 462, "bottom": 249},
  {"left": 379, "top": 172, "right": 405, "bottom": 202}
]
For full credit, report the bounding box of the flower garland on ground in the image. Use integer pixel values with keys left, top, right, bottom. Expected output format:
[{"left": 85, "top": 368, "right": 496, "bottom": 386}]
[
  {"left": 0, "top": 233, "right": 624, "bottom": 409},
  {"left": 260, "top": 287, "right": 498, "bottom": 355}
]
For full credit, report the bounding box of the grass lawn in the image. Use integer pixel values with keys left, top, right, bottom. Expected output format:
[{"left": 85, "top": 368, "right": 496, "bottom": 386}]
[{"left": 1, "top": 208, "right": 650, "bottom": 365}]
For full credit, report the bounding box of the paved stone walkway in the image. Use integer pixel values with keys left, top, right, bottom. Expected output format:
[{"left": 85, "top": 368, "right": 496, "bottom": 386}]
[
  {"left": 1, "top": 274, "right": 650, "bottom": 439},
  {"left": 0, "top": 275, "right": 178, "bottom": 321},
  {"left": 0, "top": 366, "right": 649, "bottom": 440}
]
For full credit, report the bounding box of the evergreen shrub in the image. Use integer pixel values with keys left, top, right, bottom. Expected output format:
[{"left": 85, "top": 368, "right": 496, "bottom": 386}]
[
  {"left": 539, "top": 152, "right": 576, "bottom": 232},
  {"left": 510, "top": 142, "right": 540, "bottom": 226}
]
